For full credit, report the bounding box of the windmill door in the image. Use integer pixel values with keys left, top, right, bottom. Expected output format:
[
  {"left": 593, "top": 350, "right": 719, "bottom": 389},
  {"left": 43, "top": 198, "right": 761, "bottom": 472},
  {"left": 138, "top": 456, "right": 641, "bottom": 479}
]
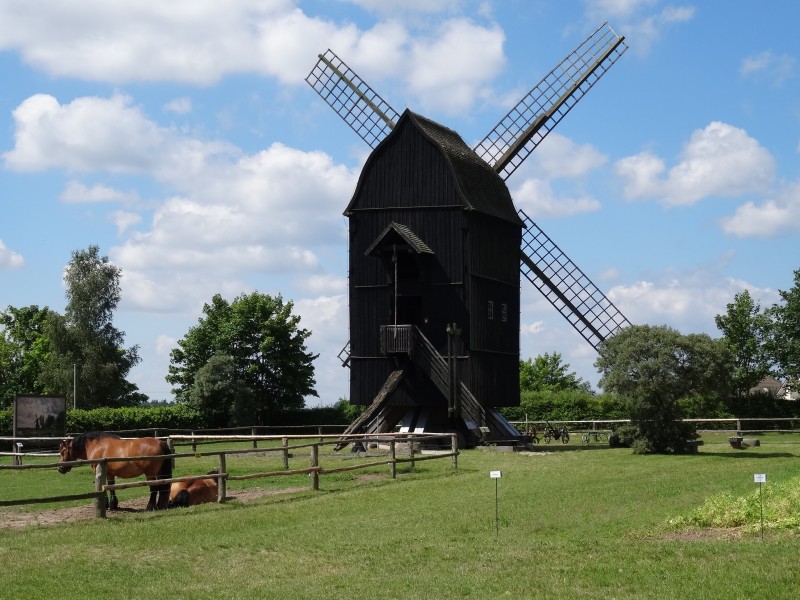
[{"left": 364, "top": 222, "right": 434, "bottom": 332}]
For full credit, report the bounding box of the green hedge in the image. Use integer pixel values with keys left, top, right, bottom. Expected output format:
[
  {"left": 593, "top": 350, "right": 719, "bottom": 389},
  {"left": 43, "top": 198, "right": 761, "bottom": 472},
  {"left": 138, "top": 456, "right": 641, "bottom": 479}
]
[
  {"left": 500, "top": 390, "right": 628, "bottom": 423},
  {"left": 66, "top": 404, "right": 205, "bottom": 433},
  {"left": 0, "top": 408, "right": 10, "bottom": 436},
  {"left": 0, "top": 403, "right": 357, "bottom": 436}
]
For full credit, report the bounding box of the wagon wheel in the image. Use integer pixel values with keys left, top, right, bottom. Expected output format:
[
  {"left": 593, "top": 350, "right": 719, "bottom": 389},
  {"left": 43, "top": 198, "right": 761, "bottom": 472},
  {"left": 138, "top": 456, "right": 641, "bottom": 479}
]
[{"left": 543, "top": 432, "right": 552, "bottom": 444}]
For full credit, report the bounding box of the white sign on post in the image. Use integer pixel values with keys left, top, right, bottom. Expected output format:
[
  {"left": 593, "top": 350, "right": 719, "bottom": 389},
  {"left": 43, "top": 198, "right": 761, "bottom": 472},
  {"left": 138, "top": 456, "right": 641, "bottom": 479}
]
[
  {"left": 754, "top": 473, "right": 766, "bottom": 483},
  {"left": 490, "top": 470, "right": 502, "bottom": 479}
]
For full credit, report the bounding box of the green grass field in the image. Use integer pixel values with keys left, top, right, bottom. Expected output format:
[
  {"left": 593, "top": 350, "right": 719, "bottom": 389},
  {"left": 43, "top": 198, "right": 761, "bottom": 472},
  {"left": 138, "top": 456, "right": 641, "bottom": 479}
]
[{"left": 2, "top": 433, "right": 800, "bottom": 599}]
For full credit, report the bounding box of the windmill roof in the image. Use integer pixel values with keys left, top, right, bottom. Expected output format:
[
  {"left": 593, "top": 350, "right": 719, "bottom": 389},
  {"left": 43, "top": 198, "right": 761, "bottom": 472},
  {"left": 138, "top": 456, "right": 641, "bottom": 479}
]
[
  {"left": 364, "top": 222, "right": 435, "bottom": 256},
  {"left": 406, "top": 111, "right": 523, "bottom": 226},
  {"left": 345, "top": 110, "right": 523, "bottom": 227}
]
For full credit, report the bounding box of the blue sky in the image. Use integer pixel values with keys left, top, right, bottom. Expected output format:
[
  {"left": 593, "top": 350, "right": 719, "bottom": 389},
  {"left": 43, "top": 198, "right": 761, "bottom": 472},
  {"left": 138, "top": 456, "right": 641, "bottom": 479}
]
[{"left": 1, "top": 1, "right": 798, "bottom": 404}]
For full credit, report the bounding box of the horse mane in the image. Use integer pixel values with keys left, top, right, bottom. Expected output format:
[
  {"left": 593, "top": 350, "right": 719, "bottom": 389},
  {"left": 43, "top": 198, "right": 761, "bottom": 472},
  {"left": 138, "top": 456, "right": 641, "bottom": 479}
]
[{"left": 72, "top": 432, "right": 121, "bottom": 454}]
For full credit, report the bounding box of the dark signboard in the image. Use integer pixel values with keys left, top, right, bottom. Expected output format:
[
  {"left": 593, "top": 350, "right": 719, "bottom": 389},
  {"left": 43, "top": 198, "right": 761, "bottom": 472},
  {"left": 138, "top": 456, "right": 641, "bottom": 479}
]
[{"left": 13, "top": 395, "right": 67, "bottom": 438}]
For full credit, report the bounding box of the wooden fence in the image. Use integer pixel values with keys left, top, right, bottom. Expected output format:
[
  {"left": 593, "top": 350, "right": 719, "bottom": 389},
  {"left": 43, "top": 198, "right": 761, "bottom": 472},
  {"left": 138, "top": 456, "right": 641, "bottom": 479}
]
[
  {"left": 0, "top": 432, "right": 458, "bottom": 519},
  {"left": 511, "top": 417, "right": 800, "bottom": 434}
]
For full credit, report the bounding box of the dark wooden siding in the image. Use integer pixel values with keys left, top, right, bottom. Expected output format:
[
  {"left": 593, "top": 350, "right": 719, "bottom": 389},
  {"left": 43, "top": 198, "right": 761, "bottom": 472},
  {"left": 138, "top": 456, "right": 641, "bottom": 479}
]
[{"left": 346, "top": 115, "right": 520, "bottom": 409}]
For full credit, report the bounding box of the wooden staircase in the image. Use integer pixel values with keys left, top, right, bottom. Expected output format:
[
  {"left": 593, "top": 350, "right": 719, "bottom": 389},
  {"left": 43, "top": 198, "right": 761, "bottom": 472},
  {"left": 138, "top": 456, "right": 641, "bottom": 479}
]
[{"left": 335, "top": 326, "right": 520, "bottom": 449}]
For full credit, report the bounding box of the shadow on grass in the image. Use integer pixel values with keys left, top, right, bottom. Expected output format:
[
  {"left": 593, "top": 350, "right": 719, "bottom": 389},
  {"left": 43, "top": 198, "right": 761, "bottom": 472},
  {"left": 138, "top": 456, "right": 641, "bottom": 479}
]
[
  {"left": 521, "top": 444, "right": 612, "bottom": 452},
  {"left": 695, "top": 451, "right": 798, "bottom": 459}
]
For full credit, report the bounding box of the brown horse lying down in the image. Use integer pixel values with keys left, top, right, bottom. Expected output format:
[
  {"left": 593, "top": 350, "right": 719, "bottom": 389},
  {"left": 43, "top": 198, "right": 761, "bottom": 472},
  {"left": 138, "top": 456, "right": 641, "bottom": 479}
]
[{"left": 168, "top": 470, "right": 219, "bottom": 508}]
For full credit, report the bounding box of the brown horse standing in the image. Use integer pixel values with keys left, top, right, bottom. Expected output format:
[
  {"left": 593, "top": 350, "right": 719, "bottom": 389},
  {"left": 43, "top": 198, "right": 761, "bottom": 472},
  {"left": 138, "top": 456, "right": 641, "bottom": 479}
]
[{"left": 58, "top": 432, "right": 174, "bottom": 511}]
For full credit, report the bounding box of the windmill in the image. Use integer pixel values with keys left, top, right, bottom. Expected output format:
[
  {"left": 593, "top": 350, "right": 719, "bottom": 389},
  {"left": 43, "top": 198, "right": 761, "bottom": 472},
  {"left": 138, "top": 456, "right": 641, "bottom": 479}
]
[{"left": 306, "top": 22, "right": 631, "bottom": 446}]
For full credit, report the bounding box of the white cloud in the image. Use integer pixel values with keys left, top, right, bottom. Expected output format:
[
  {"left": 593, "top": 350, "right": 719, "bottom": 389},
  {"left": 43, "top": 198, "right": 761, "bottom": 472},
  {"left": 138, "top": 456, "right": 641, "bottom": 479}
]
[
  {"left": 3, "top": 91, "right": 357, "bottom": 315},
  {"left": 583, "top": 0, "right": 694, "bottom": 55},
  {"left": 164, "top": 97, "right": 192, "bottom": 114},
  {"left": 740, "top": 51, "right": 795, "bottom": 86},
  {"left": 295, "top": 295, "right": 348, "bottom": 343},
  {"left": 406, "top": 19, "right": 506, "bottom": 114},
  {"left": 0, "top": 4, "right": 510, "bottom": 116},
  {"left": 720, "top": 182, "right": 800, "bottom": 237},
  {"left": 60, "top": 181, "right": 139, "bottom": 204},
  {"left": 513, "top": 178, "right": 600, "bottom": 218},
  {"left": 155, "top": 334, "right": 177, "bottom": 356},
  {"left": 0, "top": 1, "right": 311, "bottom": 85},
  {"left": 110, "top": 211, "right": 142, "bottom": 236},
  {"left": 0, "top": 240, "right": 24, "bottom": 269},
  {"left": 3, "top": 93, "right": 237, "bottom": 175},
  {"left": 340, "top": 0, "right": 461, "bottom": 15},
  {"left": 295, "top": 274, "right": 348, "bottom": 295},
  {"left": 607, "top": 271, "right": 778, "bottom": 333},
  {"left": 521, "top": 320, "right": 544, "bottom": 336},
  {"left": 531, "top": 133, "right": 608, "bottom": 179},
  {"left": 509, "top": 134, "right": 606, "bottom": 217},
  {"left": 616, "top": 121, "right": 776, "bottom": 206}
]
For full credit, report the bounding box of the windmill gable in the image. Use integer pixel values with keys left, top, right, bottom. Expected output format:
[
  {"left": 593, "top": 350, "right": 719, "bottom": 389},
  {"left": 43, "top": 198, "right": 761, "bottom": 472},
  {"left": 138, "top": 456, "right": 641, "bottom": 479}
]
[{"left": 346, "top": 110, "right": 523, "bottom": 227}]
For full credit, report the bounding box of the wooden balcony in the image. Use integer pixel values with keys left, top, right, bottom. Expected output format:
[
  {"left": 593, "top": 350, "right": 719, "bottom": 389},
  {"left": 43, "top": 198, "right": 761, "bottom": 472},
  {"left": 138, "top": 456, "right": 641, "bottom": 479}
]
[{"left": 380, "top": 325, "right": 415, "bottom": 354}]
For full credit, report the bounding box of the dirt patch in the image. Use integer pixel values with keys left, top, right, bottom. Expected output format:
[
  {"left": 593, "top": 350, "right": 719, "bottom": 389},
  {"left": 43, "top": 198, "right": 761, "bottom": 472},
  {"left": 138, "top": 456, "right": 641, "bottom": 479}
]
[
  {"left": 0, "top": 486, "right": 306, "bottom": 530},
  {"left": 658, "top": 527, "right": 744, "bottom": 541}
]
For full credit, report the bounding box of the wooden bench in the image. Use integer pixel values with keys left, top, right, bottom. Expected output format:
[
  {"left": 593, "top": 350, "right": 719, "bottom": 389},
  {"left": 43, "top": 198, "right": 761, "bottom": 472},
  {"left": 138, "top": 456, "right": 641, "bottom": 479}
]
[{"left": 685, "top": 440, "right": 704, "bottom": 453}]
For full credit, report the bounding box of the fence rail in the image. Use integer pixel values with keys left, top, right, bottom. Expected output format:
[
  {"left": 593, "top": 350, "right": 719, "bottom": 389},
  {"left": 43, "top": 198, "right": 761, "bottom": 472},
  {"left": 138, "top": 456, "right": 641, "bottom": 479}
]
[
  {"left": 510, "top": 417, "right": 800, "bottom": 433},
  {"left": 0, "top": 432, "right": 458, "bottom": 518}
]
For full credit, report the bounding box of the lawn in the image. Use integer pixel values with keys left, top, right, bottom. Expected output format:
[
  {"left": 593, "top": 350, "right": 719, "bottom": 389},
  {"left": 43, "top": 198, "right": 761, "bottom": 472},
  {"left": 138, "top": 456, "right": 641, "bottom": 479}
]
[{"left": 1, "top": 433, "right": 800, "bottom": 599}]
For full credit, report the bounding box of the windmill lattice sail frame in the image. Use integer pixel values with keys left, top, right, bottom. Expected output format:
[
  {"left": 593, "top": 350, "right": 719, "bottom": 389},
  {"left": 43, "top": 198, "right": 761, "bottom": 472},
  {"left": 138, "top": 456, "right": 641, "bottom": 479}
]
[
  {"left": 305, "top": 49, "right": 400, "bottom": 149},
  {"left": 474, "top": 22, "right": 628, "bottom": 180},
  {"left": 518, "top": 209, "right": 630, "bottom": 349}
]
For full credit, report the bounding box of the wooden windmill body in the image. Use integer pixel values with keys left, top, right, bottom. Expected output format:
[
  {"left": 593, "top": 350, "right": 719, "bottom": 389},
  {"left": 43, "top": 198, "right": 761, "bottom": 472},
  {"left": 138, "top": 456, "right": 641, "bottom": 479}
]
[{"left": 307, "top": 23, "right": 631, "bottom": 445}]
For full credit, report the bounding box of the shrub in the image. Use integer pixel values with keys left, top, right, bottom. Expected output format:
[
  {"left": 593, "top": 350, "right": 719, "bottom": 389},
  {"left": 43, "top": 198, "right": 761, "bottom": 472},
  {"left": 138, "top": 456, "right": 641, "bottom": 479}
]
[
  {"left": 67, "top": 404, "right": 204, "bottom": 433},
  {"left": 500, "top": 390, "right": 627, "bottom": 422},
  {"left": 0, "top": 408, "right": 11, "bottom": 436}
]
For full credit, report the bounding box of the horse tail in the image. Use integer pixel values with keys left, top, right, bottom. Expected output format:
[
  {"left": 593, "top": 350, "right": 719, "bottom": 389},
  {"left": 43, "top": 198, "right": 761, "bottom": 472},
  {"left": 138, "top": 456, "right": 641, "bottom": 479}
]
[{"left": 158, "top": 439, "right": 174, "bottom": 479}]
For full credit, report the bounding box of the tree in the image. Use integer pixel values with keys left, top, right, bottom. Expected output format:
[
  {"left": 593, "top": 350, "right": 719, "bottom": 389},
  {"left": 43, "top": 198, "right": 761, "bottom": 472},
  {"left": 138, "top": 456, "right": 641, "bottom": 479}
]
[
  {"left": 520, "top": 352, "right": 591, "bottom": 393},
  {"left": 769, "top": 268, "right": 800, "bottom": 392},
  {"left": 39, "top": 245, "right": 142, "bottom": 408},
  {"left": 187, "top": 354, "right": 252, "bottom": 428},
  {"left": 168, "top": 292, "right": 318, "bottom": 424},
  {"left": 0, "top": 305, "right": 53, "bottom": 407},
  {"left": 714, "top": 290, "right": 773, "bottom": 397},
  {"left": 595, "top": 325, "right": 732, "bottom": 453}
]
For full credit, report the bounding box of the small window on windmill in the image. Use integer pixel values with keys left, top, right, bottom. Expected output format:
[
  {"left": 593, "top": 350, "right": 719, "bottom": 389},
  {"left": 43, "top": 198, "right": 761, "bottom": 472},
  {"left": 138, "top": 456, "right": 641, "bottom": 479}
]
[
  {"left": 501, "top": 303, "right": 508, "bottom": 322},
  {"left": 488, "top": 300, "right": 494, "bottom": 320}
]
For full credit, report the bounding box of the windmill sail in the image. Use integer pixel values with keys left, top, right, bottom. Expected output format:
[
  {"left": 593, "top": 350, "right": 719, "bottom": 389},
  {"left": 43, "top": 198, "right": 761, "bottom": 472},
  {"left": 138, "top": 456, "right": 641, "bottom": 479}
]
[
  {"left": 474, "top": 22, "right": 627, "bottom": 180},
  {"left": 305, "top": 49, "right": 400, "bottom": 148},
  {"left": 519, "top": 209, "right": 630, "bottom": 349}
]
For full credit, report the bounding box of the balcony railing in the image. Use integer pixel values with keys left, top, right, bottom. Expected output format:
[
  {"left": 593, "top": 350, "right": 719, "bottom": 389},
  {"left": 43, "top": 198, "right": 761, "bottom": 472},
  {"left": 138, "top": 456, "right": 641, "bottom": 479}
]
[{"left": 380, "top": 325, "right": 415, "bottom": 354}]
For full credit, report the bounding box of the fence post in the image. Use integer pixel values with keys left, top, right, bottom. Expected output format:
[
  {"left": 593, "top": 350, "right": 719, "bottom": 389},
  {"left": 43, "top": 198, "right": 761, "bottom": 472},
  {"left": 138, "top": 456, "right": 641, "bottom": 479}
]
[
  {"left": 217, "top": 453, "right": 227, "bottom": 503},
  {"left": 310, "top": 444, "right": 319, "bottom": 491},
  {"left": 282, "top": 437, "right": 289, "bottom": 469},
  {"left": 451, "top": 433, "right": 458, "bottom": 470},
  {"left": 191, "top": 432, "right": 197, "bottom": 453},
  {"left": 390, "top": 440, "right": 396, "bottom": 479},
  {"left": 318, "top": 426, "right": 323, "bottom": 443},
  {"left": 408, "top": 436, "right": 415, "bottom": 471},
  {"left": 252, "top": 427, "right": 258, "bottom": 449},
  {"left": 95, "top": 460, "right": 107, "bottom": 519}
]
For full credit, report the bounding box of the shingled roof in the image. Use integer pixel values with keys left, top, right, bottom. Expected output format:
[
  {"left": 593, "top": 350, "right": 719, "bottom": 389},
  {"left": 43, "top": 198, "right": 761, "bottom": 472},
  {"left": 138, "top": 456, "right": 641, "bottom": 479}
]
[
  {"left": 406, "top": 111, "right": 523, "bottom": 226},
  {"left": 364, "top": 222, "right": 435, "bottom": 257},
  {"left": 346, "top": 109, "right": 523, "bottom": 227}
]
